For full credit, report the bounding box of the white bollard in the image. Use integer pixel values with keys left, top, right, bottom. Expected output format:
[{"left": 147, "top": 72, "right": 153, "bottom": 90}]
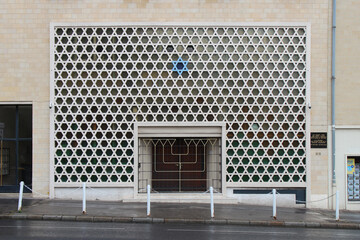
[
  {"left": 210, "top": 186, "right": 214, "bottom": 218},
  {"left": 335, "top": 190, "right": 339, "bottom": 221},
  {"left": 82, "top": 183, "right": 86, "bottom": 214},
  {"left": 272, "top": 189, "right": 277, "bottom": 220},
  {"left": 147, "top": 185, "right": 151, "bottom": 216},
  {"left": 18, "top": 181, "right": 24, "bottom": 212}
]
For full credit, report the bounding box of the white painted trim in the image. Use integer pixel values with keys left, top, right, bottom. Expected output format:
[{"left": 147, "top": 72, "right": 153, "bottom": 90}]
[
  {"left": 138, "top": 126, "right": 222, "bottom": 137},
  {"left": 49, "top": 24, "right": 55, "bottom": 199},
  {"left": 0, "top": 102, "right": 33, "bottom": 105},
  {"left": 226, "top": 182, "right": 306, "bottom": 188},
  {"left": 305, "top": 23, "right": 312, "bottom": 205},
  {"left": 335, "top": 126, "right": 360, "bottom": 129},
  {"left": 54, "top": 183, "right": 134, "bottom": 188},
  {"left": 136, "top": 122, "right": 227, "bottom": 127},
  {"left": 133, "top": 122, "right": 139, "bottom": 199},
  {"left": 51, "top": 22, "right": 310, "bottom": 28},
  {"left": 221, "top": 124, "right": 226, "bottom": 196},
  {"left": 139, "top": 133, "right": 221, "bottom": 137}
]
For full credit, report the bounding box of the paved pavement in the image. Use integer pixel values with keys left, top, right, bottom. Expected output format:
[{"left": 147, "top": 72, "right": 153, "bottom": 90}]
[{"left": 1, "top": 197, "right": 360, "bottom": 229}]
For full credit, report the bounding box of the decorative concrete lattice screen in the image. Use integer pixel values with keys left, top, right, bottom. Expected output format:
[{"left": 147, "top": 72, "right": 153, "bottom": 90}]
[{"left": 52, "top": 25, "right": 308, "bottom": 186}]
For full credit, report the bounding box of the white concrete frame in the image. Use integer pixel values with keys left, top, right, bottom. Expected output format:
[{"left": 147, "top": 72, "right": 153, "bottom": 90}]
[
  {"left": 51, "top": 22, "right": 311, "bottom": 28},
  {"left": 49, "top": 22, "right": 311, "bottom": 200},
  {"left": 49, "top": 24, "right": 55, "bottom": 198},
  {"left": 305, "top": 24, "right": 311, "bottom": 204},
  {"left": 134, "top": 122, "right": 226, "bottom": 198}
]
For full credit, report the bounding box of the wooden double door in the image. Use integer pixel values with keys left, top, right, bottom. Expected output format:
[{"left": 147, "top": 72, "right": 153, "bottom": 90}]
[{"left": 152, "top": 138, "right": 206, "bottom": 192}]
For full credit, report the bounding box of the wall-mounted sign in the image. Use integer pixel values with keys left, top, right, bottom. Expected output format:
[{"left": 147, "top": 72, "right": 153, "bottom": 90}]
[
  {"left": 347, "top": 158, "right": 355, "bottom": 175},
  {"left": 311, "top": 132, "right": 327, "bottom": 148}
]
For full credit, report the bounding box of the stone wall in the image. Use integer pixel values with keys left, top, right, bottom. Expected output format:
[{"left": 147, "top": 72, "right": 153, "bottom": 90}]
[
  {"left": 0, "top": 0, "right": 331, "bottom": 198},
  {"left": 335, "top": 0, "right": 360, "bottom": 126}
]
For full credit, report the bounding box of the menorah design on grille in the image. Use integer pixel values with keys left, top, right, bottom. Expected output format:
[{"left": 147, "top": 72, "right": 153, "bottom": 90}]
[{"left": 138, "top": 138, "right": 221, "bottom": 192}]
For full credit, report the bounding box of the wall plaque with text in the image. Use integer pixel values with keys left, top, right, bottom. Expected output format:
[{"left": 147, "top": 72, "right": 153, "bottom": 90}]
[{"left": 311, "top": 132, "right": 327, "bottom": 148}]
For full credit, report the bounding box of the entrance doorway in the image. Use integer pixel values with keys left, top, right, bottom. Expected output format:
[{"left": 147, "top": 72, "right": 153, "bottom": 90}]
[
  {"left": 138, "top": 137, "right": 221, "bottom": 193},
  {"left": 0, "top": 105, "right": 32, "bottom": 192},
  {"left": 152, "top": 138, "right": 207, "bottom": 192}
]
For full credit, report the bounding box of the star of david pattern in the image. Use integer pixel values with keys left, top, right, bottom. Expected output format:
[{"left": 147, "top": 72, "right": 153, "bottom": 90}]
[
  {"left": 52, "top": 26, "right": 308, "bottom": 186},
  {"left": 172, "top": 57, "right": 188, "bottom": 75}
]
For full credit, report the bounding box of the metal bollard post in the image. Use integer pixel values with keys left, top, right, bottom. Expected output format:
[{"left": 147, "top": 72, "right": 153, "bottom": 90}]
[
  {"left": 147, "top": 185, "right": 151, "bottom": 217},
  {"left": 82, "top": 183, "right": 86, "bottom": 214},
  {"left": 18, "top": 181, "right": 24, "bottom": 212},
  {"left": 210, "top": 186, "right": 214, "bottom": 218},
  {"left": 272, "top": 189, "right": 277, "bottom": 220},
  {"left": 335, "top": 190, "right": 339, "bottom": 221}
]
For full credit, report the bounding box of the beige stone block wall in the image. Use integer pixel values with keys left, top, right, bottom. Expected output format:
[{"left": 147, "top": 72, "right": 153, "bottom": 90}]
[
  {"left": 335, "top": 0, "right": 360, "bottom": 126},
  {"left": 0, "top": 0, "right": 331, "bottom": 196}
]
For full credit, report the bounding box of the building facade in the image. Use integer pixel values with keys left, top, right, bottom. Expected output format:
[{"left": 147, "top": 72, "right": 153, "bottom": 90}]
[
  {"left": 334, "top": 0, "right": 360, "bottom": 210},
  {"left": 0, "top": 0, "right": 359, "bottom": 210}
]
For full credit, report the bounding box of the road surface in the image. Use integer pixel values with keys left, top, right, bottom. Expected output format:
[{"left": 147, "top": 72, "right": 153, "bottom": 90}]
[{"left": 0, "top": 220, "right": 359, "bottom": 240}]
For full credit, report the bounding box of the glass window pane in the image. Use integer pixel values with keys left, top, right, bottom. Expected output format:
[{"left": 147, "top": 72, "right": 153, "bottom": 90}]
[
  {"left": 0, "top": 106, "right": 16, "bottom": 139},
  {"left": 19, "top": 106, "right": 32, "bottom": 138},
  {"left": 0, "top": 141, "right": 16, "bottom": 186},
  {"left": 18, "top": 141, "right": 32, "bottom": 185}
]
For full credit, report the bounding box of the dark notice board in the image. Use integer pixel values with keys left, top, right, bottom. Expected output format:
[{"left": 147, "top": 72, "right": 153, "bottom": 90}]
[{"left": 311, "top": 132, "right": 327, "bottom": 148}]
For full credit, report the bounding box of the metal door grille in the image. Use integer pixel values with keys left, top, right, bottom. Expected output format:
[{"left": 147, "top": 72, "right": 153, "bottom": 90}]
[{"left": 138, "top": 138, "right": 221, "bottom": 192}]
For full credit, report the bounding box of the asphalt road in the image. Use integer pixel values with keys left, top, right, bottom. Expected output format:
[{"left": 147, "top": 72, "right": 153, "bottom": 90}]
[{"left": 0, "top": 220, "right": 359, "bottom": 240}]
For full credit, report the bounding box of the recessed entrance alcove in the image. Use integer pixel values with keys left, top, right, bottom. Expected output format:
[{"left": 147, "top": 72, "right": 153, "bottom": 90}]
[{"left": 136, "top": 124, "right": 224, "bottom": 194}]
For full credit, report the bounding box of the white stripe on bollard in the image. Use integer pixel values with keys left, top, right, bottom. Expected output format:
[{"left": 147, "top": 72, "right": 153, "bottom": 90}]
[
  {"left": 272, "top": 189, "right": 277, "bottom": 220},
  {"left": 82, "top": 182, "right": 86, "bottom": 214},
  {"left": 210, "top": 186, "right": 214, "bottom": 218},
  {"left": 18, "top": 181, "right": 24, "bottom": 212},
  {"left": 335, "top": 190, "right": 339, "bottom": 221},
  {"left": 147, "top": 185, "right": 151, "bottom": 216}
]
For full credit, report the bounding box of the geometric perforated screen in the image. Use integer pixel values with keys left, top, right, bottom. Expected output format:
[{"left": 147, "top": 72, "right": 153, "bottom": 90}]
[{"left": 52, "top": 25, "right": 308, "bottom": 186}]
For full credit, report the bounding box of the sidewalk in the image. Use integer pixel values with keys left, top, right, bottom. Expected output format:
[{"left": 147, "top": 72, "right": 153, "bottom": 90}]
[{"left": 1, "top": 197, "right": 360, "bottom": 229}]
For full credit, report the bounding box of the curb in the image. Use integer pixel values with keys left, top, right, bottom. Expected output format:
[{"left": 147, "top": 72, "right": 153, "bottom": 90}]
[{"left": 1, "top": 214, "right": 359, "bottom": 230}]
